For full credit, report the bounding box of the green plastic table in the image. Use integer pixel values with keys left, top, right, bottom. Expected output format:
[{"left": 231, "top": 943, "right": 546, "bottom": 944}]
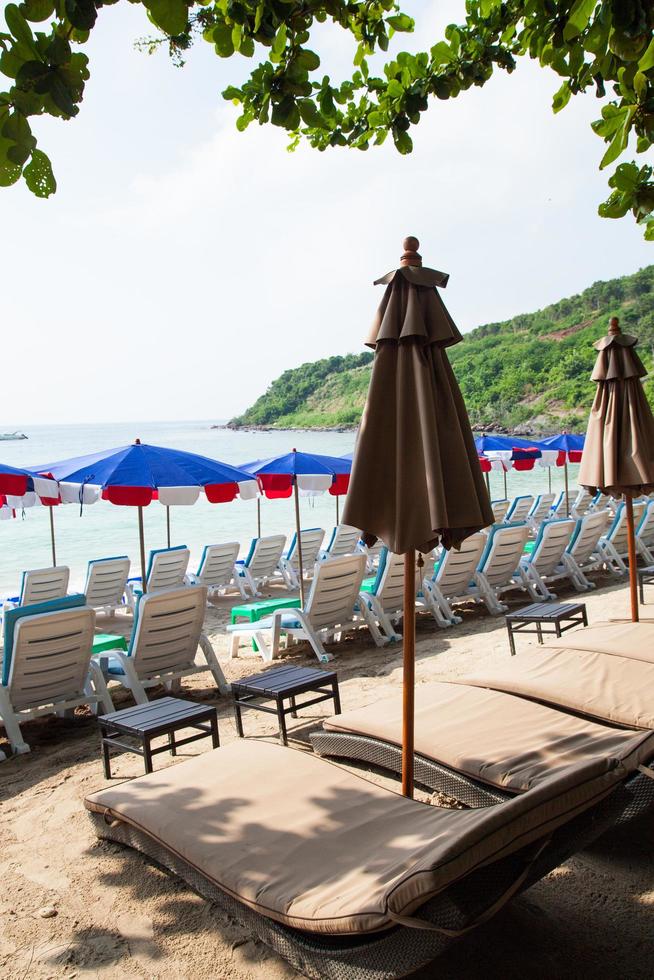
[
  {"left": 231, "top": 597, "right": 302, "bottom": 651},
  {"left": 92, "top": 633, "right": 128, "bottom": 655},
  {"left": 360, "top": 577, "right": 375, "bottom": 593}
]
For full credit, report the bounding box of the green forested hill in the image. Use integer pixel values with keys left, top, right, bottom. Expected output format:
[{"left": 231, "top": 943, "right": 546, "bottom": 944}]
[{"left": 229, "top": 265, "right": 654, "bottom": 431}]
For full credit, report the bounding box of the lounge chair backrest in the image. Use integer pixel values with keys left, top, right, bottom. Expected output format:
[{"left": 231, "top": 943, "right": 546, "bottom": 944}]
[
  {"left": 431, "top": 533, "right": 486, "bottom": 597},
  {"left": 527, "top": 493, "right": 555, "bottom": 525},
  {"left": 84, "top": 556, "right": 130, "bottom": 610},
  {"left": 567, "top": 510, "right": 610, "bottom": 563},
  {"left": 637, "top": 501, "right": 654, "bottom": 550},
  {"left": 504, "top": 495, "right": 534, "bottom": 523},
  {"left": 590, "top": 491, "right": 613, "bottom": 512},
  {"left": 305, "top": 554, "right": 367, "bottom": 629},
  {"left": 551, "top": 489, "right": 576, "bottom": 517},
  {"left": 195, "top": 542, "right": 240, "bottom": 588},
  {"left": 477, "top": 523, "right": 530, "bottom": 587},
  {"left": 605, "top": 501, "right": 647, "bottom": 554},
  {"left": 358, "top": 538, "right": 385, "bottom": 567},
  {"left": 323, "top": 524, "right": 361, "bottom": 559},
  {"left": 368, "top": 549, "right": 406, "bottom": 612},
  {"left": 285, "top": 528, "right": 325, "bottom": 572},
  {"left": 525, "top": 518, "right": 576, "bottom": 575},
  {"left": 490, "top": 499, "right": 509, "bottom": 523},
  {"left": 146, "top": 546, "right": 190, "bottom": 591},
  {"left": 6, "top": 603, "right": 95, "bottom": 710},
  {"left": 572, "top": 489, "right": 593, "bottom": 518},
  {"left": 242, "top": 534, "right": 287, "bottom": 578},
  {"left": 127, "top": 586, "right": 207, "bottom": 679},
  {"left": 19, "top": 566, "right": 70, "bottom": 606},
  {"left": 3, "top": 593, "right": 87, "bottom": 684}
]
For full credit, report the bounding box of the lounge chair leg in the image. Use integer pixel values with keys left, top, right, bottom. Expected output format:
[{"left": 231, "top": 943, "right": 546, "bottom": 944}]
[
  {"left": 0, "top": 688, "right": 30, "bottom": 755},
  {"left": 87, "top": 661, "right": 115, "bottom": 715},
  {"left": 115, "top": 654, "right": 150, "bottom": 705},
  {"left": 198, "top": 634, "right": 230, "bottom": 694},
  {"left": 229, "top": 633, "right": 241, "bottom": 659}
]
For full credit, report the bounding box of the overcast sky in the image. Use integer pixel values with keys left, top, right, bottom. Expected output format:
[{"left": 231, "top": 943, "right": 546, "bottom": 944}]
[{"left": 2, "top": 0, "right": 651, "bottom": 425}]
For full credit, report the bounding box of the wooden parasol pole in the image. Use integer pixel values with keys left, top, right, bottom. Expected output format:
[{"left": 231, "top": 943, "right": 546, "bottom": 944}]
[
  {"left": 625, "top": 495, "right": 639, "bottom": 622},
  {"left": 257, "top": 496, "right": 261, "bottom": 538},
  {"left": 564, "top": 458, "right": 570, "bottom": 516},
  {"left": 484, "top": 471, "right": 490, "bottom": 496},
  {"left": 402, "top": 549, "right": 416, "bottom": 798},
  {"left": 166, "top": 506, "right": 171, "bottom": 548},
  {"left": 503, "top": 468, "right": 507, "bottom": 499},
  {"left": 548, "top": 466, "right": 552, "bottom": 494},
  {"left": 293, "top": 478, "right": 306, "bottom": 607},
  {"left": 138, "top": 505, "right": 147, "bottom": 594},
  {"left": 335, "top": 494, "right": 340, "bottom": 525},
  {"left": 49, "top": 506, "right": 56, "bottom": 566}
]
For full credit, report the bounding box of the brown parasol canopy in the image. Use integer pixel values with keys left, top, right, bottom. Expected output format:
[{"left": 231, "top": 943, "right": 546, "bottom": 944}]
[
  {"left": 579, "top": 316, "right": 654, "bottom": 622},
  {"left": 343, "top": 237, "right": 493, "bottom": 797}
]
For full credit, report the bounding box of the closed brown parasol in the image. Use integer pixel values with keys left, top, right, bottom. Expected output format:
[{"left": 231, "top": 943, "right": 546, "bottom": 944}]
[
  {"left": 343, "top": 237, "right": 493, "bottom": 797},
  {"left": 579, "top": 316, "right": 654, "bottom": 622}
]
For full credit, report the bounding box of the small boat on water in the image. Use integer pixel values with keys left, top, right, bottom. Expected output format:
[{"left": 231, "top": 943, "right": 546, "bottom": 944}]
[{"left": 0, "top": 431, "right": 27, "bottom": 441}]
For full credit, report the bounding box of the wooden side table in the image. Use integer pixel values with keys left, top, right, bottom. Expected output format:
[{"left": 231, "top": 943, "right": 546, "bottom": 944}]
[
  {"left": 505, "top": 601, "right": 587, "bottom": 657},
  {"left": 231, "top": 665, "right": 340, "bottom": 745},
  {"left": 98, "top": 696, "right": 219, "bottom": 778},
  {"left": 638, "top": 565, "right": 654, "bottom": 603}
]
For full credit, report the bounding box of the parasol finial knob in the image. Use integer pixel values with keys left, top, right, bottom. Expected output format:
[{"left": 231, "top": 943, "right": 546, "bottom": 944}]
[
  {"left": 135, "top": 438, "right": 141, "bottom": 445},
  {"left": 609, "top": 316, "right": 621, "bottom": 335},
  {"left": 401, "top": 237, "right": 422, "bottom": 267}
]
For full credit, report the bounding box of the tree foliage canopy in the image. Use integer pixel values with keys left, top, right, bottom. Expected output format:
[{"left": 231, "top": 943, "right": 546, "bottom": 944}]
[{"left": 1, "top": 1, "right": 653, "bottom": 237}]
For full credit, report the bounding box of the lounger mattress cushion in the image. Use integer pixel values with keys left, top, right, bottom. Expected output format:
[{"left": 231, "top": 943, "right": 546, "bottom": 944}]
[
  {"left": 86, "top": 741, "right": 635, "bottom": 935},
  {"left": 323, "top": 682, "right": 650, "bottom": 793},
  {"left": 545, "top": 620, "right": 654, "bottom": 664},
  {"left": 458, "top": 648, "right": 654, "bottom": 730}
]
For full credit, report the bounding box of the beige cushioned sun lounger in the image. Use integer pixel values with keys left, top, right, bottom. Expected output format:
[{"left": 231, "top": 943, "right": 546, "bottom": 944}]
[
  {"left": 322, "top": 682, "right": 653, "bottom": 794},
  {"left": 544, "top": 619, "right": 654, "bottom": 664},
  {"left": 85, "top": 740, "right": 640, "bottom": 937},
  {"left": 457, "top": 646, "right": 654, "bottom": 730}
]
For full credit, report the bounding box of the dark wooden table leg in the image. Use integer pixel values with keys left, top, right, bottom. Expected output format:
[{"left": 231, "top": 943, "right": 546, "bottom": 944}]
[
  {"left": 507, "top": 623, "right": 516, "bottom": 657},
  {"left": 555, "top": 621, "right": 561, "bottom": 639},
  {"left": 143, "top": 736, "right": 153, "bottom": 774},
  {"left": 536, "top": 622, "right": 543, "bottom": 644},
  {"left": 277, "top": 695, "right": 288, "bottom": 746},
  {"left": 640, "top": 575, "right": 645, "bottom": 605},
  {"left": 233, "top": 696, "right": 244, "bottom": 738},
  {"left": 210, "top": 713, "right": 220, "bottom": 748},
  {"left": 290, "top": 695, "right": 297, "bottom": 719},
  {"left": 169, "top": 730, "right": 177, "bottom": 757},
  {"left": 101, "top": 733, "right": 112, "bottom": 779},
  {"left": 582, "top": 605, "right": 588, "bottom": 626},
  {"left": 332, "top": 678, "right": 341, "bottom": 714}
]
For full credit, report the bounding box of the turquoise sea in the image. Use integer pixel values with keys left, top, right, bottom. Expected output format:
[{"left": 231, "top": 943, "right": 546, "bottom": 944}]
[{"left": 0, "top": 420, "right": 580, "bottom": 596}]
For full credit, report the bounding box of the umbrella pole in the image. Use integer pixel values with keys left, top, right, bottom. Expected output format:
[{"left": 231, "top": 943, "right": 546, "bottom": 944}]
[
  {"left": 336, "top": 495, "right": 340, "bottom": 524},
  {"left": 548, "top": 467, "right": 552, "bottom": 494},
  {"left": 49, "top": 507, "right": 56, "bottom": 566},
  {"left": 166, "top": 506, "right": 171, "bottom": 549},
  {"left": 293, "top": 481, "right": 305, "bottom": 607},
  {"left": 138, "top": 505, "right": 147, "bottom": 594},
  {"left": 503, "top": 469, "right": 507, "bottom": 499},
  {"left": 564, "top": 460, "right": 570, "bottom": 516},
  {"left": 402, "top": 549, "right": 416, "bottom": 799},
  {"left": 625, "top": 495, "right": 639, "bottom": 623},
  {"left": 484, "top": 472, "right": 490, "bottom": 497},
  {"left": 257, "top": 497, "right": 261, "bottom": 538}
]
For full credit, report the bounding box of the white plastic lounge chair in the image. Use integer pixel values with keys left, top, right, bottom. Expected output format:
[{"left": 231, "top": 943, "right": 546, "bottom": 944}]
[
  {"left": 526, "top": 493, "right": 555, "bottom": 532},
  {"left": 514, "top": 518, "right": 576, "bottom": 600},
  {"left": 278, "top": 528, "right": 325, "bottom": 590},
  {"left": 0, "top": 595, "right": 114, "bottom": 757},
  {"left": 571, "top": 489, "right": 593, "bottom": 518},
  {"left": 3, "top": 565, "right": 70, "bottom": 615},
  {"left": 83, "top": 556, "right": 131, "bottom": 616},
  {"left": 228, "top": 554, "right": 367, "bottom": 663},
  {"left": 598, "top": 500, "right": 647, "bottom": 574},
  {"left": 186, "top": 542, "right": 247, "bottom": 601},
  {"left": 470, "top": 523, "right": 530, "bottom": 614},
  {"left": 356, "top": 549, "right": 406, "bottom": 645},
  {"left": 99, "top": 585, "right": 228, "bottom": 703},
  {"left": 550, "top": 489, "right": 576, "bottom": 517},
  {"left": 490, "top": 499, "right": 509, "bottom": 523},
  {"left": 636, "top": 501, "right": 654, "bottom": 564},
  {"left": 357, "top": 537, "right": 385, "bottom": 572},
  {"left": 589, "top": 491, "right": 615, "bottom": 513},
  {"left": 504, "top": 495, "right": 534, "bottom": 524},
  {"left": 126, "top": 545, "right": 191, "bottom": 609},
  {"left": 419, "top": 533, "right": 487, "bottom": 627},
  {"left": 85, "top": 737, "right": 649, "bottom": 980},
  {"left": 234, "top": 534, "right": 287, "bottom": 597},
  {"left": 549, "top": 509, "right": 611, "bottom": 591},
  {"left": 319, "top": 524, "right": 361, "bottom": 561}
]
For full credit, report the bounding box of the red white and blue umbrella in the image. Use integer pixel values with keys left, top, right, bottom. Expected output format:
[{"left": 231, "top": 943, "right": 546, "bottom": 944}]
[
  {"left": 0, "top": 465, "right": 60, "bottom": 563},
  {"left": 241, "top": 450, "right": 353, "bottom": 604},
  {"left": 30, "top": 440, "right": 259, "bottom": 588}
]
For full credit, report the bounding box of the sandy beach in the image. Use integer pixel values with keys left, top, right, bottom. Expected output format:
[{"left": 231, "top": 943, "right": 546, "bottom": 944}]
[{"left": 1, "top": 570, "right": 653, "bottom": 980}]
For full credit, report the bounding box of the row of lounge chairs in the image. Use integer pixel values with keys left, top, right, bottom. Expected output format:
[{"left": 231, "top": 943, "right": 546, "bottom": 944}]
[{"left": 85, "top": 618, "right": 654, "bottom": 979}]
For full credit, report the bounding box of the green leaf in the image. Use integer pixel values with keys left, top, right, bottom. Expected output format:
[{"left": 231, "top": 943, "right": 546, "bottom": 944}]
[
  {"left": 16, "top": 59, "right": 52, "bottom": 92},
  {"left": 271, "top": 95, "right": 299, "bottom": 130},
  {"left": 213, "top": 21, "right": 234, "bottom": 57},
  {"left": 146, "top": 0, "right": 187, "bottom": 37},
  {"left": 19, "top": 0, "right": 55, "bottom": 22},
  {"left": 610, "top": 162, "right": 640, "bottom": 193},
  {"left": 387, "top": 79, "right": 403, "bottom": 98},
  {"left": 393, "top": 129, "right": 412, "bottom": 154},
  {"left": 552, "top": 81, "right": 571, "bottom": 113},
  {"left": 0, "top": 157, "right": 22, "bottom": 186},
  {"left": 271, "top": 23, "right": 286, "bottom": 58},
  {"left": 600, "top": 107, "right": 635, "bottom": 170},
  {"left": 386, "top": 14, "right": 413, "bottom": 33},
  {"left": 563, "top": 0, "right": 597, "bottom": 42},
  {"left": 64, "top": 0, "right": 97, "bottom": 32},
  {"left": 48, "top": 71, "right": 76, "bottom": 114},
  {"left": 480, "top": 0, "right": 501, "bottom": 14},
  {"left": 297, "top": 98, "right": 328, "bottom": 129},
  {"left": 23, "top": 147, "right": 55, "bottom": 196},
  {"left": 430, "top": 41, "right": 454, "bottom": 66},
  {"left": 294, "top": 49, "right": 320, "bottom": 72},
  {"left": 639, "top": 37, "right": 654, "bottom": 73},
  {"left": 4, "top": 3, "right": 39, "bottom": 57},
  {"left": 45, "top": 35, "right": 71, "bottom": 67}
]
